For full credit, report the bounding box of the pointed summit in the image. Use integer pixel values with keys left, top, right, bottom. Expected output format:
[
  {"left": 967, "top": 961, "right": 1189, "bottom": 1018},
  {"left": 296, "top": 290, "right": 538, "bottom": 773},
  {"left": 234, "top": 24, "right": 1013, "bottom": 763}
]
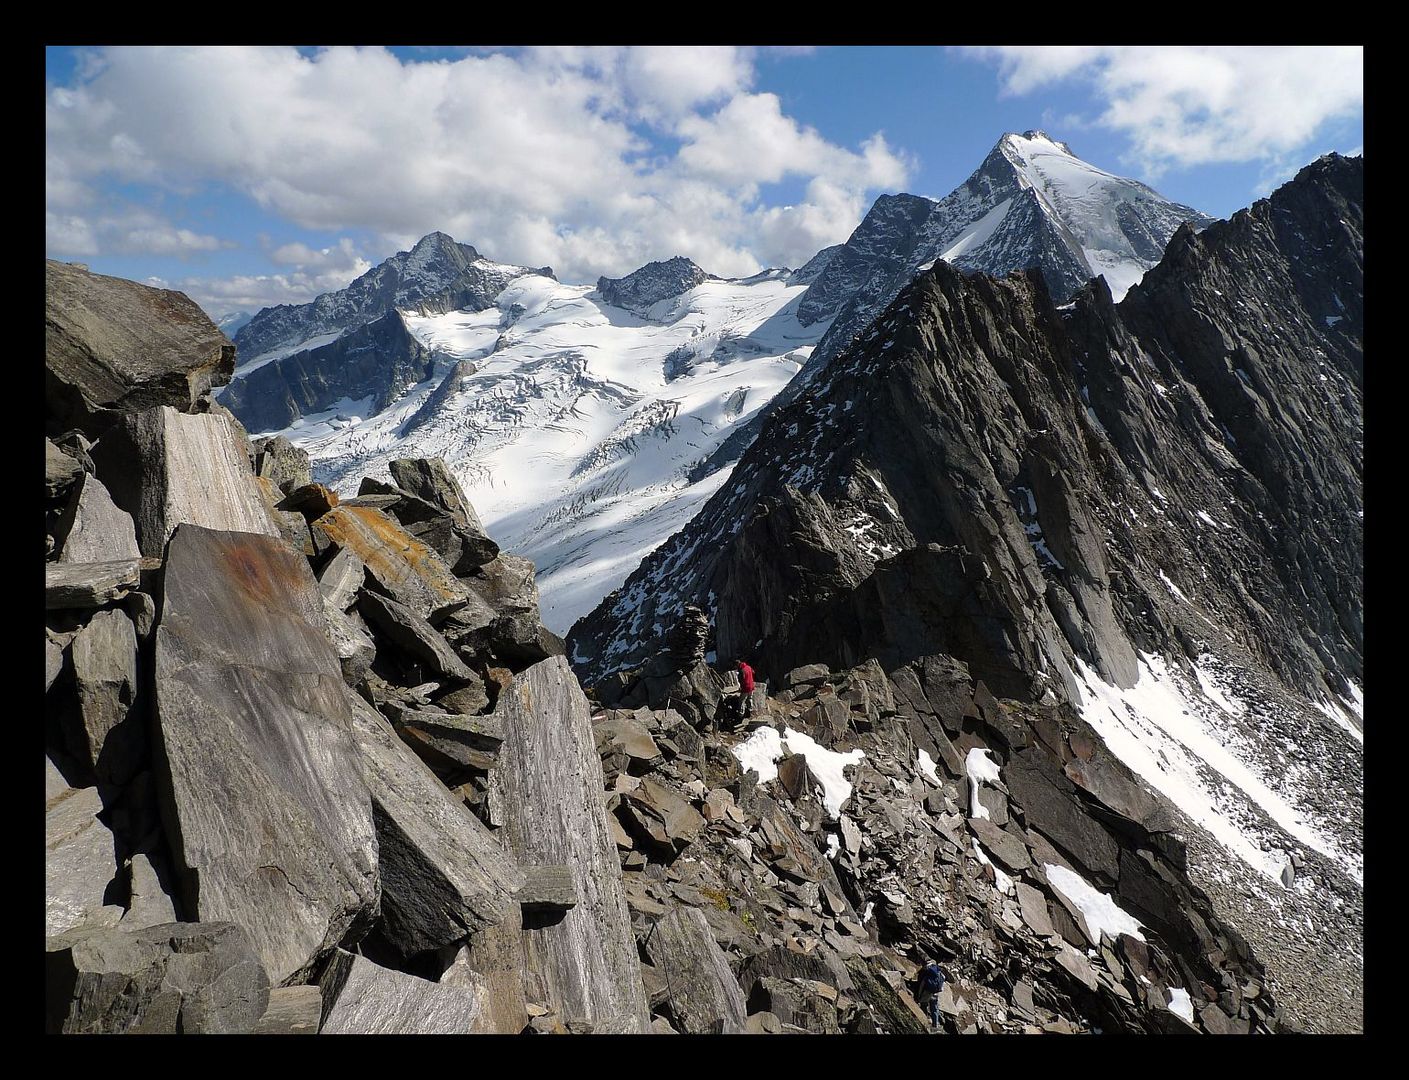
[{"left": 595, "top": 256, "right": 712, "bottom": 315}]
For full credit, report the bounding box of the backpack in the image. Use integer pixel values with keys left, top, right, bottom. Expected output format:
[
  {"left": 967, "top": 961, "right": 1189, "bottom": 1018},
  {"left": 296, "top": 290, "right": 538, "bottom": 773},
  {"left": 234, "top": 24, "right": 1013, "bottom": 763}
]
[{"left": 920, "top": 964, "right": 944, "bottom": 993}]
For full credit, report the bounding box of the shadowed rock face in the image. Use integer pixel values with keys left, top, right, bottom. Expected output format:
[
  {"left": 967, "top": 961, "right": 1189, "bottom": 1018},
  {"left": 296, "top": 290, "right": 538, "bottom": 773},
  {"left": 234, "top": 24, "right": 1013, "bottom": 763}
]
[
  {"left": 570, "top": 155, "right": 1362, "bottom": 710},
  {"left": 153, "top": 525, "right": 379, "bottom": 986},
  {"left": 46, "top": 261, "right": 235, "bottom": 439}
]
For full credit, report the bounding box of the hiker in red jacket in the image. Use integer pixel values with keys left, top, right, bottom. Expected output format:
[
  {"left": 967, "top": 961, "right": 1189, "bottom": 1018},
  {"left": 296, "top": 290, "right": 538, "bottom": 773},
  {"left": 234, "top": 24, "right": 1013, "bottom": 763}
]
[{"left": 734, "top": 659, "right": 756, "bottom": 726}]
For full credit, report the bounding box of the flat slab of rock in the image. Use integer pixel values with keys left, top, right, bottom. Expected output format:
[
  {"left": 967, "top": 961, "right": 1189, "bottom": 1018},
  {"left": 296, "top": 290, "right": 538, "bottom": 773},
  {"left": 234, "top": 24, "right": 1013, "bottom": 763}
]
[
  {"left": 967, "top": 817, "right": 1032, "bottom": 872},
  {"left": 358, "top": 590, "right": 474, "bottom": 680},
  {"left": 642, "top": 905, "right": 749, "bottom": 1034},
  {"left": 487, "top": 656, "right": 651, "bottom": 1032},
  {"left": 389, "top": 705, "right": 504, "bottom": 772},
  {"left": 319, "top": 950, "right": 483, "bottom": 1034},
  {"left": 46, "top": 260, "right": 235, "bottom": 437},
  {"left": 311, "top": 505, "right": 471, "bottom": 623},
  {"left": 518, "top": 865, "right": 578, "bottom": 913},
  {"left": 153, "top": 525, "right": 379, "bottom": 985},
  {"left": 90, "top": 406, "right": 281, "bottom": 557},
  {"left": 47, "top": 921, "right": 269, "bottom": 1034},
  {"left": 1015, "top": 881, "right": 1056, "bottom": 940},
  {"left": 344, "top": 690, "right": 523, "bottom": 956},
  {"left": 252, "top": 985, "right": 323, "bottom": 1034},
  {"left": 46, "top": 778, "right": 123, "bottom": 936},
  {"left": 46, "top": 559, "right": 141, "bottom": 610},
  {"left": 54, "top": 472, "right": 141, "bottom": 564}
]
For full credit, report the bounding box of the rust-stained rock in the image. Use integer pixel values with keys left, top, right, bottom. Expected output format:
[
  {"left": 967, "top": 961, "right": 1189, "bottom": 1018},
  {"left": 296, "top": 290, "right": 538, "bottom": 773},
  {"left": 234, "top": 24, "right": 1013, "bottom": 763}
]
[
  {"left": 153, "top": 525, "right": 379, "bottom": 985},
  {"left": 46, "top": 260, "right": 235, "bottom": 438},
  {"left": 310, "top": 505, "right": 471, "bottom": 623},
  {"left": 278, "top": 483, "right": 340, "bottom": 520},
  {"left": 90, "top": 406, "right": 282, "bottom": 557}
]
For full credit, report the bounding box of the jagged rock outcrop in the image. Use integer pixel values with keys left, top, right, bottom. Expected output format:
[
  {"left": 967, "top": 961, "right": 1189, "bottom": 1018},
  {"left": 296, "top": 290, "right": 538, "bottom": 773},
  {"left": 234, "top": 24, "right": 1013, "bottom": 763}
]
[
  {"left": 572, "top": 155, "right": 1362, "bottom": 711},
  {"left": 46, "top": 260, "right": 235, "bottom": 439},
  {"left": 221, "top": 311, "right": 436, "bottom": 434},
  {"left": 596, "top": 256, "right": 711, "bottom": 315},
  {"left": 232, "top": 232, "right": 553, "bottom": 364}
]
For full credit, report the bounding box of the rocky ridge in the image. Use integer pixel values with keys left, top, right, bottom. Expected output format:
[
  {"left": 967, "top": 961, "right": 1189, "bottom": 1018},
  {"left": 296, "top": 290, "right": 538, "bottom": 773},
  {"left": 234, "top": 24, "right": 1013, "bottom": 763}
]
[{"left": 569, "top": 157, "right": 1364, "bottom": 1030}]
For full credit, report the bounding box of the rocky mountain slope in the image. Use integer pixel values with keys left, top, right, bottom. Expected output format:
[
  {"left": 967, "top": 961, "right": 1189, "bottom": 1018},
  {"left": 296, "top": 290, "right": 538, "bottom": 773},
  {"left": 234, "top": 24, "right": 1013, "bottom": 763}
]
[{"left": 569, "top": 156, "right": 1363, "bottom": 1030}]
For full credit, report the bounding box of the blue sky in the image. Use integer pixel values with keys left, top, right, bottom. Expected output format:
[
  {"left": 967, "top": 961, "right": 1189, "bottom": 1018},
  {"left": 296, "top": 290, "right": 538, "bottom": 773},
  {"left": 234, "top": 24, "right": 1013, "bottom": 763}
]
[{"left": 45, "top": 46, "right": 1363, "bottom": 319}]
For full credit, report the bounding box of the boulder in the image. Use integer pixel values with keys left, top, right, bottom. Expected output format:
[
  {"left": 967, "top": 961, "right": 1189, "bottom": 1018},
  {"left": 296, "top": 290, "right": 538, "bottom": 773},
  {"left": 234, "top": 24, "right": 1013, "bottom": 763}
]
[
  {"left": 379, "top": 491, "right": 500, "bottom": 576},
  {"left": 46, "top": 921, "right": 269, "bottom": 1034},
  {"left": 45, "top": 260, "right": 235, "bottom": 438},
  {"left": 343, "top": 690, "right": 523, "bottom": 956},
  {"left": 253, "top": 436, "right": 312, "bottom": 496},
  {"left": 618, "top": 778, "right": 707, "bottom": 853},
  {"left": 388, "top": 457, "right": 486, "bottom": 534},
  {"left": 486, "top": 657, "right": 651, "bottom": 1031},
  {"left": 46, "top": 636, "right": 64, "bottom": 692},
  {"left": 967, "top": 817, "right": 1032, "bottom": 872},
  {"left": 47, "top": 437, "right": 84, "bottom": 496},
  {"left": 53, "top": 472, "right": 141, "bottom": 564},
  {"left": 318, "top": 950, "right": 483, "bottom": 1034},
  {"left": 642, "top": 906, "right": 749, "bottom": 1034},
  {"left": 45, "top": 774, "right": 124, "bottom": 936},
  {"left": 310, "top": 505, "right": 472, "bottom": 623},
  {"left": 594, "top": 715, "right": 661, "bottom": 762},
  {"left": 317, "top": 547, "right": 365, "bottom": 609},
  {"left": 46, "top": 559, "right": 141, "bottom": 610},
  {"left": 358, "top": 589, "right": 475, "bottom": 680},
  {"left": 65, "top": 608, "right": 141, "bottom": 785},
  {"left": 89, "top": 406, "right": 282, "bottom": 557},
  {"left": 387, "top": 705, "right": 505, "bottom": 773},
  {"left": 436, "top": 677, "right": 491, "bottom": 716},
  {"left": 153, "top": 525, "right": 379, "bottom": 985}
]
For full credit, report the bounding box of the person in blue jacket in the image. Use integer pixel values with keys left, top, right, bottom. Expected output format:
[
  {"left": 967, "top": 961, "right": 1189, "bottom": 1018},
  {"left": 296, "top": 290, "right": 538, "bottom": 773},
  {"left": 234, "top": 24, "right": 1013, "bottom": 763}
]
[{"left": 916, "top": 960, "right": 949, "bottom": 1030}]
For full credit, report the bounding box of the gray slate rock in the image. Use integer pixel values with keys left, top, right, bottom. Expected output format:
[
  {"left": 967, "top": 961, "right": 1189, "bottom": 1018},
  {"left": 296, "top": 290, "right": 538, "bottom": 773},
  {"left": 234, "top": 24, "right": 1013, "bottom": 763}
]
[
  {"left": 487, "top": 656, "right": 651, "bottom": 1031},
  {"left": 388, "top": 456, "right": 487, "bottom": 535},
  {"left": 153, "top": 525, "right": 379, "bottom": 985},
  {"left": 120, "top": 853, "right": 179, "bottom": 929},
  {"left": 387, "top": 704, "right": 504, "bottom": 772},
  {"left": 642, "top": 905, "right": 749, "bottom": 1034},
  {"left": 46, "top": 559, "right": 141, "bottom": 610},
  {"left": 54, "top": 472, "right": 141, "bottom": 564},
  {"left": 343, "top": 689, "right": 524, "bottom": 956},
  {"left": 319, "top": 949, "right": 484, "bottom": 1034},
  {"left": 66, "top": 608, "right": 141, "bottom": 785},
  {"left": 518, "top": 865, "right": 579, "bottom": 913},
  {"left": 358, "top": 589, "right": 475, "bottom": 680},
  {"left": 46, "top": 777, "right": 124, "bottom": 936},
  {"left": 90, "top": 406, "right": 282, "bottom": 557},
  {"left": 252, "top": 985, "right": 323, "bottom": 1034},
  {"left": 253, "top": 435, "right": 312, "bottom": 496},
  {"left": 47, "top": 920, "right": 269, "bottom": 1034},
  {"left": 47, "top": 437, "right": 84, "bottom": 496},
  {"left": 46, "top": 260, "right": 235, "bottom": 438}
]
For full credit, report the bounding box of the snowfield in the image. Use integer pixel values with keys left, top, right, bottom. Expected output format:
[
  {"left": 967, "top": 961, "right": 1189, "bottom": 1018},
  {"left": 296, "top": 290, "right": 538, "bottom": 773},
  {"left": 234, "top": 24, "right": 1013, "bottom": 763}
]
[{"left": 263, "top": 270, "right": 829, "bottom": 633}]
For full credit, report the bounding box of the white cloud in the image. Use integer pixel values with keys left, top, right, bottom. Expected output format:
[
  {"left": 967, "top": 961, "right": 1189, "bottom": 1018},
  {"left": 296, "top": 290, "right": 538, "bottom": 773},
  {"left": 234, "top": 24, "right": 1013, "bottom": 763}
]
[
  {"left": 45, "top": 204, "right": 228, "bottom": 259},
  {"left": 966, "top": 46, "right": 1363, "bottom": 174},
  {"left": 46, "top": 46, "right": 911, "bottom": 299}
]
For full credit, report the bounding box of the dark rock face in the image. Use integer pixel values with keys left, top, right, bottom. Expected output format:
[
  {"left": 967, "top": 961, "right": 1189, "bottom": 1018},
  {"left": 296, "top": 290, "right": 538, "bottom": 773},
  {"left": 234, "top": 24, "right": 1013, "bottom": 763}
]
[
  {"left": 153, "top": 525, "right": 379, "bottom": 985},
  {"left": 45, "top": 261, "right": 235, "bottom": 439},
  {"left": 221, "top": 311, "right": 435, "bottom": 434},
  {"left": 233, "top": 232, "right": 552, "bottom": 364},
  {"left": 595, "top": 256, "right": 711, "bottom": 315},
  {"left": 570, "top": 156, "right": 1362, "bottom": 712},
  {"left": 47, "top": 921, "right": 270, "bottom": 1034}
]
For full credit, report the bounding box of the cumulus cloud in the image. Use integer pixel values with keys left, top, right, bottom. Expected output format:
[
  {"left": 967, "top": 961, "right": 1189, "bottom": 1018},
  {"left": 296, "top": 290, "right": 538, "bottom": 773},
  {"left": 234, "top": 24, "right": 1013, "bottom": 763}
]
[
  {"left": 46, "top": 46, "right": 911, "bottom": 299},
  {"left": 966, "top": 46, "right": 1362, "bottom": 175},
  {"left": 45, "top": 203, "right": 228, "bottom": 259}
]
